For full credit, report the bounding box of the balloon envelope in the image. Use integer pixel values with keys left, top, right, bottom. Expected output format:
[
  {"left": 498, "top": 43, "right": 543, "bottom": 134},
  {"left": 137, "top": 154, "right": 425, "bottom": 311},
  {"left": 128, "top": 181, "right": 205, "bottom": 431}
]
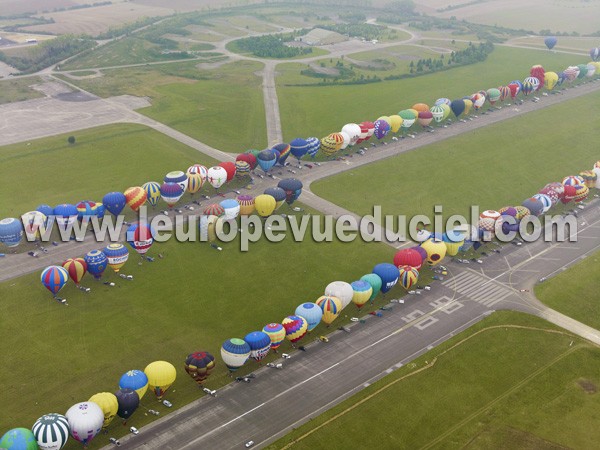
[
  {"left": 41, "top": 265, "right": 68, "bottom": 296},
  {"left": 88, "top": 392, "right": 118, "bottom": 430},
  {"left": 295, "top": 302, "right": 323, "bottom": 331},
  {"left": 0, "top": 217, "right": 24, "bottom": 247},
  {"left": 221, "top": 338, "right": 251, "bottom": 372},
  {"left": 372, "top": 263, "right": 399, "bottom": 293},
  {"left": 115, "top": 388, "right": 139, "bottom": 421},
  {"left": 119, "top": 370, "right": 149, "bottom": 400},
  {"left": 315, "top": 296, "right": 342, "bottom": 325},
  {"left": 324, "top": 281, "right": 353, "bottom": 309},
  {"left": 184, "top": 351, "right": 216, "bottom": 385},
  {"left": 144, "top": 361, "right": 176, "bottom": 399},
  {"left": 360, "top": 273, "right": 382, "bottom": 301},
  {"left": 262, "top": 323, "right": 286, "bottom": 350},
  {"left": 0, "top": 428, "right": 37, "bottom": 450},
  {"left": 65, "top": 402, "right": 104, "bottom": 446},
  {"left": 244, "top": 331, "right": 272, "bottom": 361},
  {"left": 32, "top": 413, "right": 70, "bottom": 450}
]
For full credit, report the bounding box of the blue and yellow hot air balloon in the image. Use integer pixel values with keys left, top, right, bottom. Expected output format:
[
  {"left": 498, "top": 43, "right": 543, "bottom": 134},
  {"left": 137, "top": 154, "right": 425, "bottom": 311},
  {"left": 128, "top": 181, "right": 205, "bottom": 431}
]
[
  {"left": 142, "top": 182, "right": 161, "bottom": 207},
  {"left": 398, "top": 265, "right": 419, "bottom": 290},
  {"left": 103, "top": 243, "right": 129, "bottom": 273},
  {"left": 221, "top": 338, "right": 251, "bottom": 373},
  {"left": 119, "top": 370, "right": 149, "bottom": 399},
  {"left": 351, "top": 280, "right": 372, "bottom": 309}
]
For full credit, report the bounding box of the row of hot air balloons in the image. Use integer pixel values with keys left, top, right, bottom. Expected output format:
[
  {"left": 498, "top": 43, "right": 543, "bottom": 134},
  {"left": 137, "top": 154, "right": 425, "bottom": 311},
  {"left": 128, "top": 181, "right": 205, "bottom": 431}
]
[
  {"left": 0, "top": 362, "right": 176, "bottom": 449},
  {"left": 39, "top": 223, "right": 154, "bottom": 298}
]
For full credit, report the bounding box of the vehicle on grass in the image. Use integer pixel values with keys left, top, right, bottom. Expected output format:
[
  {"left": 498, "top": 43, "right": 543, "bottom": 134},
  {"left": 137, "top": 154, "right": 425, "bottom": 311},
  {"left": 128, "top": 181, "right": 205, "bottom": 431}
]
[{"left": 163, "top": 400, "right": 172, "bottom": 407}]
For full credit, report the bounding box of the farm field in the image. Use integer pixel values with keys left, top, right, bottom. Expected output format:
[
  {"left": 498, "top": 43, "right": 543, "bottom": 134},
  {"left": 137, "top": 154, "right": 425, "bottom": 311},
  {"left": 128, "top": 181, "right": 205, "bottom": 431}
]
[
  {"left": 536, "top": 249, "right": 600, "bottom": 331},
  {"left": 20, "top": 2, "right": 174, "bottom": 36},
  {"left": 0, "top": 207, "right": 398, "bottom": 449},
  {"left": 0, "top": 123, "right": 218, "bottom": 216},
  {"left": 60, "top": 59, "right": 267, "bottom": 151},
  {"left": 277, "top": 46, "right": 586, "bottom": 141},
  {"left": 311, "top": 86, "right": 600, "bottom": 224},
  {"left": 428, "top": 0, "right": 600, "bottom": 35},
  {"left": 0, "top": 76, "right": 44, "bottom": 104},
  {"left": 269, "top": 311, "right": 600, "bottom": 449}
]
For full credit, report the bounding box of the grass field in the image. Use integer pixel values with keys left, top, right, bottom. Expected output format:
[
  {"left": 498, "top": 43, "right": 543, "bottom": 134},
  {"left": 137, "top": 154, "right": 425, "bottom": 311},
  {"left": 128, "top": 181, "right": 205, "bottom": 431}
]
[
  {"left": 0, "top": 208, "right": 398, "bottom": 449},
  {"left": 60, "top": 59, "right": 267, "bottom": 151},
  {"left": 311, "top": 86, "right": 600, "bottom": 223},
  {"left": 536, "top": 249, "right": 600, "bottom": 331},
  {"left": 0, "top": 123, "right": 218, "bottom": 216},
  {"left": 277, "top": 46, "right": 588, "bottom": 141},
  {"left": 269, "top": 311, "right": 600, "bottom": 449},
  {"left": 0, "top": 76, "right": 44, "bottom": 104}
]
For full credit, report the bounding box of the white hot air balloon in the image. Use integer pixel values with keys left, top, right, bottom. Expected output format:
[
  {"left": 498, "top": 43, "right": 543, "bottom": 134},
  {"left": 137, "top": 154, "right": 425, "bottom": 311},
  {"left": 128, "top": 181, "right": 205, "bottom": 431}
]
[
  {"left": 207, "top": 166, "right": 228, "bottom": 189},
  {"left": 324, "top": 281, "right": 354, "bottom": 309},
  {"left": 65, "top": 402, "right": 104, "bottom": 447}
]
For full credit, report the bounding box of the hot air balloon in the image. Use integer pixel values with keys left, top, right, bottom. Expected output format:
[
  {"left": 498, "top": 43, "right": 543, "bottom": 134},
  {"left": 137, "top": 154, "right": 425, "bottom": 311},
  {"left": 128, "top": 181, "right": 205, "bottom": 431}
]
[
  {"left": 562, "top": 175, "right": 584, "bottom": 187},
  {"left": 341, "top": 123, "right": 361, "bottom": 145},
  {"left": 84, "top": 250, "right": 107, "bottom": 279},
  {"left": 315, "top": 296, "right": 342, "bottom": 325},
  {"left": 65, "top": 402, "right": 104, "bottom": 447},
  {"left": 328, "top": 132, "right": 345, "bottom": 151},
  {"left": 486, "top": 88, "right": 501, "bottom": 105},
  {"left": 32, "top": 413, "right": 70, "bottom": 450},
  {"left": 187, "top": 164, "right": 208, "bottom": 180},
  {"left": 412, "top": 103, "right": 430, "bottom": 113},
  {"left": 236, "top": 153, "right": 257, "bottom": 170},
  {"left": 103, "top": 243, "right": 129, "bottom": 273},
  {"left": 262, "top": 323, "right": 286, "bottom": 351},
  {"left": 524, "top": 76, "right": 540, "bottom": 92},
  {"left": 277, "top": 178, "right": 303, "bottom": 205},
  {"left": 74, "top": 201, "right": 98, "bottom": 222},
  {"left": 573, "top": 184, "right": 589, "bottom": 203},
  {"left": 88, "top": 392, "right": 118, "bottom": 430},
  {"left": 271, "top": 143, "right": 291, "bottom": 166},
  {"left": 418, "top": 111, "right": 433, "bottom": 127},
  {"left": 264, "top": 187, "right": 286, "bottom": 209},
  {"left": 184, "top": 351, "right": 215, "bottom": 385},
  {"left": 126, "top": 222, "right": 154, "bottom": 255},
  {"left": 160, "top": 182, "right": 184, "bottom": 208},
  {"left": 62, "top": 258, "right": 87, "bottom": 285},
  {"left": 372, "top": 263, "right": 399, "bottom": 293},
  {"left": 221, "top": 338, "right": 251, "bottom": 373},
  {"left": 257, "top": 150, "right": 277, "bottom": 174},
  {"left": 115, "top": 388, "right": 139, "bottom": 423},
  {"left": 237, "top": 195, "right": 255, "bottom": 216},
  {"left": 203, "top": 203, "right": 225, "bottom": 217},
  {"left": 398, "top": 265, "right": 419, "bottom": 290},
  {"left": 254, "top": 194, "right": 276, "bottom": 217},
  {"left": 532, "top": 194, "right": 552, "bottom": 213},
  {"left": 290, "top": 138, "right": 309, "bottom": 164},
  {"left": 373, "top": 119, "right": 390, "bottom": 139},
  {"left": 324, "top": 281, "right": 353, "bottom": 309},
  {"left": 522, "top": 197, "right": 544, "bottom": 216},
  {"left": 449, "top": 99, "right": 465, "bottom": 118},
  {"left": 498, "top": 85, "right": 510, "bottom": 101},
  {"left": 144, "top": 361, "right": 176, "bottom": 400},
  {"left": 282, "top": 315, "right": 308, "bottom": 342},
  {"left": 544, "top": 36, "right": 557, "bottom": 50},
  {"left": 124, "top": 187, "right": 147, "bottom": 212},
  {"left": 41, "top": 266, "right": 68, "bottom": 297},
  {"left": 562, "top": 185, "right": 576, "bottom": 203},
  {"left": 244, "top": 331, "right": 272, "bottom": 361},
  {"left": 471, "top": 93, "right": 485, "bottom": 109},
  {"left": 351, "top": 280, "right": 372, "bottom": 309},
  {"left": 295, "top": 303, "right": 323, "bottom": 331},
  {"left": 216, "top": 161, "right": 235, "bottom": 182},
  {"left": 0, "top": 428, "right": 37, "bottom": 450},
  {"left": 393, "top": 248, "right": 422, "bottom": 270},
  {"left": 220, "top": 199, "right": 240, "bottom": 221},
  {"left": 306, "top": 137, "right": 320, "bottom": 158},
  {"left": 142, "top": 182, "right": 161, "bottom": 207},
  {"left": 320, "top": 135, "right": 339, "bottom": 157},
  {"left": 579, "top": 170, "right": 597, "bottom": 188},
  {"left": 507, "top": 82, "right": 520, "bottom": 99},
  {"left": 164, "top": 170, "right": 188, "bottom": 192},
  {"left": 360, "top": 273, "right": 382, "bottom": 302},
  {"left": 119, "top": 370, "right": 148, "bottom": 400},
  {"left": 102, "top": 192, "right": 126, "bottom": 217},
  {"left": 207, "top": 166, "right": 228, "bottom": 189},
  {"left": 235, "top": 160, "right": 251, "bottom": 177},
  {"left": 544, "top": 71, "right": 558, "bottom": 90},
  {"left": 430, "top": 104, "right": 445, "bottom": 123},
  {"left": 419, "top": 239, "right": 447, "bottom": 265},
  {"left": 0, "top": 218, "right": 23, "bottom": 248},
  {"left": 187, "top": 172, "right": 204, "bottom": 195},
  {"left": 530, "top": 65, "right": 545, "bottom": 91},
  {"left": 36, "top": 204, "right": 54, "bottom": 218},
  {"left": 398, "top": 109, "right": 416, "bottom": 129}
]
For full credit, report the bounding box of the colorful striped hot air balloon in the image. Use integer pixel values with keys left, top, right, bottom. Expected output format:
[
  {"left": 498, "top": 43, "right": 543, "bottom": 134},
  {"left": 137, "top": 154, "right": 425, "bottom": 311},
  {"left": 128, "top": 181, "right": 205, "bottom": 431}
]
[
  {"left": 41, "top": 266, "right": 68, "bottom": 297},
  {"left": 237, "top": 195, "right": 255, "bottom": 216},
  {"left": 160, "top": 182, "right": 184, "bottom": 208},
  {"left": 398, "top": 265, "right": 419, "bottom": 290},
  {"left": 103, "top": 243, "right": 129, "bottom": 273},
  {"left": 187, "top": 164, "right": 208, "bottom": 181},
  {"left": 186, "top": 172, "right": 203, "bottom": 194},
  {"left": 184, "top": 352, "right": 216, "bottom": 385},
  {"left": 282, "top": 315, "right": 308, "bottom": 343},
  {"left": 262, "top": 323, "right": 286, "bottom": 350},
  {"left": 203, "top": 203, "right": 225, "bottom": 217},
  {"left": 142, "top": 182, "right": 161, "bottom": 207},
  {"left": 315, "top": 295, "right": 342, "bottom": 325},
  {"left": 124, "top": 187, "right": 147, "bottom": 212},
  {"left": 62, "top": 258, "right": 87, "bottom": 285}
]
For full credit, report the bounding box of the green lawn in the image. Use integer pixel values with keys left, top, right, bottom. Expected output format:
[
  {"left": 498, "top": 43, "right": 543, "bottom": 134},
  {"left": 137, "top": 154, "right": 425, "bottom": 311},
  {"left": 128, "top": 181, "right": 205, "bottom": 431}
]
[
  {"left": 0, "top": 123, "right": 218, "bottom": 216},
  {"left": 277, "top": 46, "right": 586, "bottom": 141},
  {"left": 311, "top": 87, "right": 600, "bottom": 223},
  {"left": 269, "top": 311, "right": 600, "bottom": 449},
  {"left": 60, "top": 60, "right": 268, "bottom": 151},
  {"left": 0, "top": 209, "right": 398, "bottom": 448},
  {"left": 0, "top": 76, "right": 44, "bottom": 104},
  {"left": 536, "top": 249, "right": 600, "bottom": 331}
]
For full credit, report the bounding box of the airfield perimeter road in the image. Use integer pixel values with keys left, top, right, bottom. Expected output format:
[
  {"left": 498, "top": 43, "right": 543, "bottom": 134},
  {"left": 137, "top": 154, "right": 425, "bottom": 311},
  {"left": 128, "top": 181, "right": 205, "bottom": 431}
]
[{"left": 109, "top": 201, "right": 600, "bottom": 450}]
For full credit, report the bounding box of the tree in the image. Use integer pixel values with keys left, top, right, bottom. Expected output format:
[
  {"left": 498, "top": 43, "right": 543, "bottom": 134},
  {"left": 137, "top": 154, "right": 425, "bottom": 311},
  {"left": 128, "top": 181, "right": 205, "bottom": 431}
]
[{"left": 68, "top": 136, "right": 75, "bottom": 145}]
